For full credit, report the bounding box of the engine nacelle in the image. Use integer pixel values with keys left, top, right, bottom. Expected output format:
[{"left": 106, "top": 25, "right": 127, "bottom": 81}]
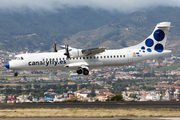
[{"left": 69, "top": 49, "right": 84, "bottom": 58}]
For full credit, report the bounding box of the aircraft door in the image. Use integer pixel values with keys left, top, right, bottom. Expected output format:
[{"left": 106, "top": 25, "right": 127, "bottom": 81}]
[{"left": 128, "top": 51, "right": 133, "bottom": 63}]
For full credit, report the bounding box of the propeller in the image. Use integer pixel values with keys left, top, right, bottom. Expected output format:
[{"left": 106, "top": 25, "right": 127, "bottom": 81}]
[
  {"left": 64, "top": 43, "right": 70, "bottom": 58},
  {"left": 53, "top": 42, "right": 58, "bottom": 52}
]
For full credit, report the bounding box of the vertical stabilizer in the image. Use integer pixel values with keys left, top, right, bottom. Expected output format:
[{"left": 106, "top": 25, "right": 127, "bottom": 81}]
[{"left": 128, "top": 22, "right": 171, "bottom": 53}]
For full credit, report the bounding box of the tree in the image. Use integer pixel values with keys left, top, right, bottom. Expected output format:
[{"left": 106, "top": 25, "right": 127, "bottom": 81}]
[
  {"left": 130, "top": 93, "right": 137, "bottom": 99},
  {"left": 5, "top": 85, "right": 10, "bottom": 89},
  {"left": 16, "top": 85, "right": 22, "bottom": 90},
  {"left": 34, "top": 84, "right": 41, "bottom": 89},
  {"left": 110, "top": 94, "right": 124, "bottom": 101},
  {"left": 25, "top": 84, "right": 32, "bottom": 89},
  {"left": 90, "top": 85, "right": 96, "bottom": 97}
]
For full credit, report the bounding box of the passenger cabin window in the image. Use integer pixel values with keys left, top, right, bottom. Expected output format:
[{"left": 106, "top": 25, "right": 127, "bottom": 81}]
[
  {"left": 104, "top": 56, "right": 106, "bottom": 58},
  {"left": 107, "top": 56, "right": 109, "bottom": 58},
  {"left": 124, "top": 55, "right": 125, "bottom": 57}
]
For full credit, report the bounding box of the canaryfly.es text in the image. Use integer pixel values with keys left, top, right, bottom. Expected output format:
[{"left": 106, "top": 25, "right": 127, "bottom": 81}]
[{"left": 28, "top": 60, "right": 66, "bottom": 66}]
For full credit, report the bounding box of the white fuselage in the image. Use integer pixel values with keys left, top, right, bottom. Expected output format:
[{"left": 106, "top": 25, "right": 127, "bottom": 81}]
[{"left": 8, "top": 48, "right": 171, "bottom": 71}]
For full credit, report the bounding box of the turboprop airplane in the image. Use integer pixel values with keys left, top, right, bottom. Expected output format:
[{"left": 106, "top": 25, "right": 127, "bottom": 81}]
[{"left": 5, "top": 22, "right": 172, "bottom": 76}]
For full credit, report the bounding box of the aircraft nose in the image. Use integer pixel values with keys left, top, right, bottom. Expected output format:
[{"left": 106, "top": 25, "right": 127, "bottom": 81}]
[{"left": 5, "top": 62, "right": 9, "bottom": 69}]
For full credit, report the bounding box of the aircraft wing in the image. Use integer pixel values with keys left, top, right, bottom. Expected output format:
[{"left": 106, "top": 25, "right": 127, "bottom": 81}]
[
  {"left": 60, "top": 45, "right": 107, "bottom": 56},
  {"left": 81, "top": 47, "right": 107, "bottom": 56}
]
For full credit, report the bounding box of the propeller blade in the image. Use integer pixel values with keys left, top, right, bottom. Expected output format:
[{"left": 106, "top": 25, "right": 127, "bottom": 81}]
[
  {"left": 54, "top": 42, "right": 57, "bottom": 52},
  {"left": 64, "top": 43, "right": 70, "bottom": 58},
  {"left": 53, "top": 42, "right": 58, "bottom": 52}
]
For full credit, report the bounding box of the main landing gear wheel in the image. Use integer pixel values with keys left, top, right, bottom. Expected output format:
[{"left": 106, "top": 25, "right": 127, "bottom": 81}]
[
  {"left": 76, "top": 69, "right": 82, "bottom": 74},
  {"left": 14, "top": 72, "right": 18, "bottom": 77},
  {"left": 82, "top": 68, "right": 89, "bottom": 75}
]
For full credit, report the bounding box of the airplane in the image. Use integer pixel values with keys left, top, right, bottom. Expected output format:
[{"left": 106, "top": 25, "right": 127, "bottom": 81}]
[{"left": 5, "top": 22, "right": 172, "bottom": 76}]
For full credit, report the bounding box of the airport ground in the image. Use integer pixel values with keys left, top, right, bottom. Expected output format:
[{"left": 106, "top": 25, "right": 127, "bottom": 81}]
[
  {"left": 0, "top": 102, "right": 179, "bottom": 118},
  {"left": 0, "top": 118, "right": 179, "bottom": 120},
  {"left": 0, "top": 107, "right": 179, "bottom": 118},
  {"left": 0, "top": 101, "right": 180, "bottom": 109}
]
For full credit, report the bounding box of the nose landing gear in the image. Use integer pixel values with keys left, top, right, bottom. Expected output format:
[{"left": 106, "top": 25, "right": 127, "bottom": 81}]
[{"left": 14, "top": 71, "right": 18, "bottom": 77}]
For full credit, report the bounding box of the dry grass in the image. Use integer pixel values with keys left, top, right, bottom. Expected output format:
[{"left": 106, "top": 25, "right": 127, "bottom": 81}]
[{"left": 0, "top": 108, "right": 179, "bottom": 118}]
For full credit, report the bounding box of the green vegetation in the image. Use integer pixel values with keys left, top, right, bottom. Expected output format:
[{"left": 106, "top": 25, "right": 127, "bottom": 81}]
[
  {"left": 109, "top": 94, "right": 124, "bottom": 101},
  {"left": 155, "top": 60, "right": 180, "bottom": 72},
  {"left": 0, "top": 7, "right": 124, "bottom": 51},
  {"left": 155, "top": 64, "right": 180, "bottom": 72},
  {"left": 0, "top": 6, "right": 180, "bottom": 51}
]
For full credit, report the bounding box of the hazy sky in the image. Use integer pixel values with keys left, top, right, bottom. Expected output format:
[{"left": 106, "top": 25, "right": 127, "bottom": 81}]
[{"left": 0, "top": 0, "right": 180, "bottom": 13}]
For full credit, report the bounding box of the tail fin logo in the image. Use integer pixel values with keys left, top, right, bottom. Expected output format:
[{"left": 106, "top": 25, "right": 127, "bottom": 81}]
[
  {"left": 154, "top": 29, "right": 165, "bottom": 42},
  {"left": 129, "top": 22, "right": 171, "bottom": 53},
  {"left": 141, "top": 29, "right": 165, "bottom": 53}
]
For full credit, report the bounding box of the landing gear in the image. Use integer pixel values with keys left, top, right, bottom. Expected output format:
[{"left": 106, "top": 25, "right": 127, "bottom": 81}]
[
  {"left": 14, "top": 71, "right": 18, "bottom": 77},
  {"left": 76, "top": 69, "right": 82, "bottom": 74},
  {"left": 82, "top": 68, "right": 89, "bottom": 75},
  {"left": 76, "top": 68, "right": 89, "bottom": 75}
]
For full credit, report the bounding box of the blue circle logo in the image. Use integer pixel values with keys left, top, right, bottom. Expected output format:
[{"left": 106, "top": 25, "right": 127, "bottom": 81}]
[
  {"left": 145, "top": 38, "right": 154, "bottom": 47},
  {"left": 147, "top": 48, "right": 152, "bottom": 52},
  {"left": 154, "top": 43, "right": 164, "bottom": 52},
  {"left": 153, "top": 29, "right": 165, "bottom": 41},
  {"left": 141, "top": 46, "right": 145, "bottom": 50}
]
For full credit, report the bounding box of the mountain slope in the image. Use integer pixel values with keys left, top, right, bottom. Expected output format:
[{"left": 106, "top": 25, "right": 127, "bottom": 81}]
[{"left": 0, "top": 6, "right": 180, "bottom": 52}]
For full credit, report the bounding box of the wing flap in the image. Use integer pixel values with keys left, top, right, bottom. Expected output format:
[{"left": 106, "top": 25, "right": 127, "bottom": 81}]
[{"left": 82, "top": 47, "right": 106, "bottom": 55}]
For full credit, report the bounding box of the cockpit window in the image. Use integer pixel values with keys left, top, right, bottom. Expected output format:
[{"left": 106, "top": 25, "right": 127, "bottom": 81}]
[
  {"left": 13, "top": 57, "right": 17, "bottom": 60},
  {"left": 12, "top": 57, "right": 24, "bottom": 60}
]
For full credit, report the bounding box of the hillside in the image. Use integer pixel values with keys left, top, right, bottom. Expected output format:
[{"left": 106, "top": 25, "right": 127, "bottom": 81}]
[
  {"left": 63, "top": 10, "right": 180, "bottom": 51},
  {"left": 0, "top": 6, "right": 180, "bottom": 52}
]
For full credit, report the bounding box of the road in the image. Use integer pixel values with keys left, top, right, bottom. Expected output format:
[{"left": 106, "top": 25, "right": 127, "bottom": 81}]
[{"left": 1, "top": 101, "right": 180, "bottom": 109}]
